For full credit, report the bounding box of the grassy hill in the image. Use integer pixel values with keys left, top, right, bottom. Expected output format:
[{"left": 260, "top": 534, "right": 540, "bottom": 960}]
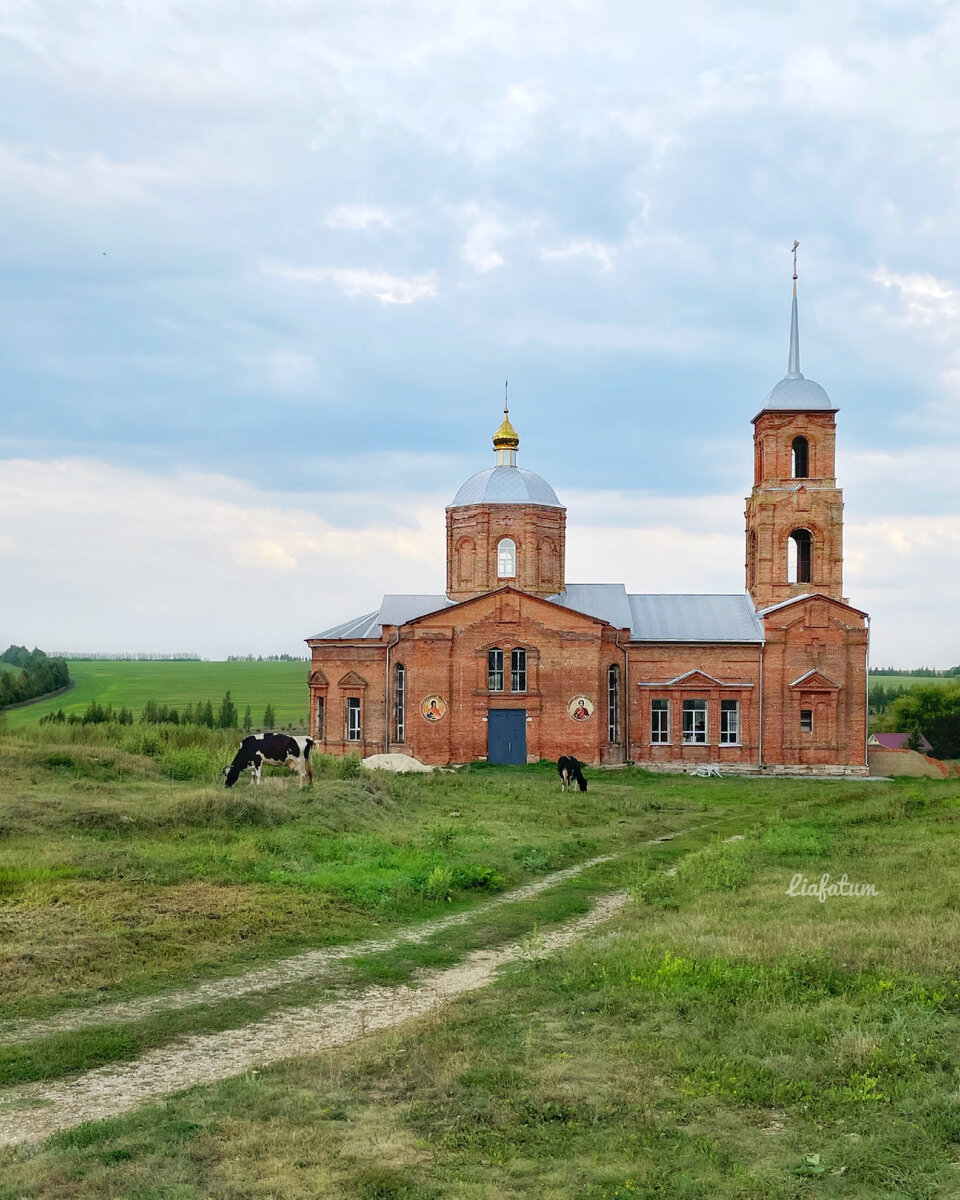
[
  {"left": 869, "top": 673, "right": 955, "bottom": 690},
  {"left": 0, "top": 659, "right": 310, "bottom": 729}
]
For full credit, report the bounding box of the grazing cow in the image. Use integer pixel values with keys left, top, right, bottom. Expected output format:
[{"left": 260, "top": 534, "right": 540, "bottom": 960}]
[
  {"left": 557, "top": 755, "right": 588, "bottom": 793},
  {"left": 223, "top": 733, "right": 314, "bottom": 788}
]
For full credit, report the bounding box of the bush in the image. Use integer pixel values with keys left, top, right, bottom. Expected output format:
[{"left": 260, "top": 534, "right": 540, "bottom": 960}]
[
  {"left": 422, "top": 864, "right": 454, "bottom": 901},
  {"left": 160, "top": 748, "right": 221, "bottom": 782},
  {"left": 338, "top": 754, "right": 363, "bottom": 779}
]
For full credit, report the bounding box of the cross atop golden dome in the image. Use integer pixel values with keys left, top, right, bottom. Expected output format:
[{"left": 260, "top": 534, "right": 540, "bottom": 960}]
[{"left": 492, "top": 381, "right": 519, "bottom": 451}]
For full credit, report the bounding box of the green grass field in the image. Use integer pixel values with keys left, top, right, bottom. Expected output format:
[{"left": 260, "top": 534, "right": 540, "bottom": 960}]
[
  {"left": 869, "top": 674, "right": 955, "bottom": 690},
  {"left": 3, "top": 724, "right": 960, "bottom": 1196},
  {"left": 1, "top": 659, "right": 309, "bottom": 728}
]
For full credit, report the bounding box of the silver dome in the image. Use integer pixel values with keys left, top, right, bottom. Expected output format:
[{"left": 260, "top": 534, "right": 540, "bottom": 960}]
[
  {"left": 761, "top": 374, "right": 835, "bottom": 412},
  {"left": 449, "top": 465, "right": 563, "bottom": 508}
]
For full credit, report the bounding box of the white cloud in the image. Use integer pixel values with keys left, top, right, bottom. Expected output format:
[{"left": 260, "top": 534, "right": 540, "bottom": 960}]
[
  {"left": 461, "top": 213, "right": 506, "bottom": 274},
  {"left": 874, "top": 268, "right": 960, "bottom": 338},
  {"left": 0, "top": 458, "right": 445, "bottom": 657},
  {"left": 541, "top": 238, "right": 615, "bottom": 272},
  {"left": 264, "top": 264, "right": 438, "bottom": 305},
  {"left": 325, "top": 204, "right": 394, "bottom": 230},
  {"left": 3, "top": 458, "right": 956, "bottom": 666}
]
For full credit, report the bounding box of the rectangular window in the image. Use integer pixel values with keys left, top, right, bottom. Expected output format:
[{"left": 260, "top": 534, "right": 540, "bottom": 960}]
[
  {"left": 346, "top": 697, "right": 361, "bottom": 741},
  {"left": 608, "top": 665, "right": 621, "bottom": 743},
  {"left": 511, "top": 648, "right": 526, "bottom": 692},
  {"left": 720, "top": 699, "right": 739, "bottom": 745},
  {"left": 315, "top": 696, "right": 325, "bottom": 742},
  {"left": 800, "top": 708, "right": 813, "bottom": 733},
  {"left": 682, "top": 699, "right": 707, "bottom": 744},
  {"left": 393, "top": 664, "right": 405, "bottom": 744},
  {"left": 651, "top": 698, "right": 670, "bottom": 744},
  {"left": 488, "top": 649, "right": 504, "bottom": 692}
]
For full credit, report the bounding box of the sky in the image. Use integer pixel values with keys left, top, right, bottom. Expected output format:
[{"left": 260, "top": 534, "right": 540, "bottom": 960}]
[{"left": 1, "top": 0, "right": 959, "bottom": 665}]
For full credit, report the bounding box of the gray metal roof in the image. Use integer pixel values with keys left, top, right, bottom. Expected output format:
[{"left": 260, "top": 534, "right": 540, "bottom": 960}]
[
  {"left": 545, "top": 584, "right": 633, "bottom": 630},
  {"left": 313, "top": 588, "right": 764, "bottom": 644},
  {"left": 311, "top": 595, "right": 452, "bottom": 640},
  {"left": 449, "top": 465, "right": 562, "bottom": 508},
  {"left": 758, "top": 375, "right": 835, "bottom": 415},
  {"left": 626, "top": 593, "right": 764, "bottom": 642},
  {"left": 548, "top": 586, "right": 763, "bottom": 642}
]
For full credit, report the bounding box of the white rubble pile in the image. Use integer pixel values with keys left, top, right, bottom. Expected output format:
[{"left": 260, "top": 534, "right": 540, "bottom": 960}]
[{"left": 361, "top": 753, "right": 434, "bottom": 774}]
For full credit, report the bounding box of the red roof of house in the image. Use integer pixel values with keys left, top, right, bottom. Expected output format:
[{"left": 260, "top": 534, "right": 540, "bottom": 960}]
[{"left": 871, "top": 732, "right": 933, "bottom": 752}]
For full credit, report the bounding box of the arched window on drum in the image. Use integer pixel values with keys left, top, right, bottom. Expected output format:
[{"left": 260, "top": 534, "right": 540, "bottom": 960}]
[{"left": 497, "top": 537, "right": 516, "bottom": 579}]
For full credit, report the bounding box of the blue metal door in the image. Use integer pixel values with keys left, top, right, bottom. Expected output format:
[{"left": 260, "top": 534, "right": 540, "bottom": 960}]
[{"left": 487, "top": 709, "right": 527, "bottom": 764}]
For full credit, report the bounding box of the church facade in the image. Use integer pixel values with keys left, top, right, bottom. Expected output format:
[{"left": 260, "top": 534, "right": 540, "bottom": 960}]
[{"left": 306, "top": 279, "right": 869, "bottom": 773}]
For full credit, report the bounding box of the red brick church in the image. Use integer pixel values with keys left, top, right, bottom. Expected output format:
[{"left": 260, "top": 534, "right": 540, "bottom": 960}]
[{"left": 307, "top": 275, "right": 868, "bottom": 773}]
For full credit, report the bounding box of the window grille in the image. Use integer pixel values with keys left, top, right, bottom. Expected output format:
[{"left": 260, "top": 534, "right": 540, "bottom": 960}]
[
  {"left": 720, "top": 699, "right": 739, "bottom": 744},
  {"left": 682, "top": 699, "right": 707, "bottom": 744},
  {"left": 393, "top": 663, "right": 405, "bottom": 744},
  {"left": 608, "top": 664, "right": 621, "bottom": 743},
  {"left": 511, "top": 648, "right": 526, "bottom": 692},
  {"left": 488, "top": 649, "right": 504, "bottom": 692},
  {"left": 346, "top": 697, "right": 361, "bottom": 741},
  {"left": 651, "top": 699, "right": 670, "bottom": 743}
]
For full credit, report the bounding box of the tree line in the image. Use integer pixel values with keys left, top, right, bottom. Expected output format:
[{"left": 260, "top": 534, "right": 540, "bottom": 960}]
[
  {"left": 225, "top": 654, "right": 308, "bottom": 662},
  {"left": 876, "top": 680, "right": 960, "bottom": 760},
  {"left": 0, "top": 646, "right": 71, "bottom": 710},
  {"left": 870, "top": 666, "right": 960, "bottom": 677},
  {"left": 48, "top": 653, "right": 203, "bottom": 661},
  {"left": 40, "top": 692, "right": 280, "bottom": 731}
]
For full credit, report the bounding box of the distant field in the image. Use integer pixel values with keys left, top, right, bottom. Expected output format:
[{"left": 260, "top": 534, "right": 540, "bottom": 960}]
[
  {"left": 1, "top": 660, "right": 309, "bottom": 728},
  {"left": 869, "top": 674, "right": 957, "bottom": 690}
]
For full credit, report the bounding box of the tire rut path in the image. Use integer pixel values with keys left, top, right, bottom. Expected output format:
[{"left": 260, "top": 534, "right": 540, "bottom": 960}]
[
  {"left": 0, "top": 890, "right": 629, "bottom": 1149},
  {"left": 0, "top": 854, "right": 616, "bottom": 1046}
]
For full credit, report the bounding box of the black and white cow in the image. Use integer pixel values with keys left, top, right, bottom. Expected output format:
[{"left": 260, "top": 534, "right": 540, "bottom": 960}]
[
  {"left": 223, "top": 733, "right": 314, "bottom": 788},
  {"left": 557, "top": 755, "right": 588, "bottom": 793}
]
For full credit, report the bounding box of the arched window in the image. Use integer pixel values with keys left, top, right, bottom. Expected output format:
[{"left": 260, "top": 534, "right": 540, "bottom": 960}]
[
  {"left": 497, "top": 538, "right": 516, "bottom": 578},
  {"left": 792, "top": 436, "right": 809, "bottom": 479},
  {"left": 608, "top": 664, "right": 621, "bottom": 744},
  {"left": 749, "top": 530, "right": 757, "bottom": 590},
  {"left": 789, "top": 529, "right": 812, "bottom": 584},
  {"left": 393, "top": 663, "right": 405, "bottom": 744}
]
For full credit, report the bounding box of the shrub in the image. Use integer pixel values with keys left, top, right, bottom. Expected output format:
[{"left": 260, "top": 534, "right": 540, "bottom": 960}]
[
  {"left": 160, "top": 747, "right": 221, "bottom": 782},
  {"left": 338, "top": 754, "right": 363, "bottom": 779},
  {"left": 422, "top": 864, "right": 454, "bottom": 901},
  {"left": 452, "top": 864, "right": 506, "bottom": 891}
]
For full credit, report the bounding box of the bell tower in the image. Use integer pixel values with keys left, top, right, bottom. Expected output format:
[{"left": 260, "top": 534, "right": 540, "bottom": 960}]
[{"left": 746, "top": 248, "right": 845, "bottom": 610}]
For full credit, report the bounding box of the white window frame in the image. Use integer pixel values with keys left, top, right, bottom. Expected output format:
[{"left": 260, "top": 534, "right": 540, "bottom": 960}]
[
  {"left": 497, "top": 537, "right": 517, "bottom": 578},
  {"left": 346, "top": 697, "right": 361, "bottom": 742},
  {"left": 393, "top": 663, "right": 405, "bottom": 744},
  {"left": 682, "top": 699, "right": 707, "bottom": 744},
  {"left": 608, "top": 664, "right": 621, "bottom": 743},
  {"left": 651, "top": 698, "right": 670, "bottom": 744},
  {"left": 720, "top": 698, "right": 740, "bottom": 745},
  {"left": 510, "top": 648, "right": 526, "bottom": 692},
  {"left": 488, "top": 648, "right": 504, "bottom": 692}
]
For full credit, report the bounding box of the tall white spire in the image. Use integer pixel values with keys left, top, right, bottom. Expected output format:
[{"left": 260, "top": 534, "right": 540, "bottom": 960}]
[{"left": 787, "top": 240, "right": 802, "bottom": 379}]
